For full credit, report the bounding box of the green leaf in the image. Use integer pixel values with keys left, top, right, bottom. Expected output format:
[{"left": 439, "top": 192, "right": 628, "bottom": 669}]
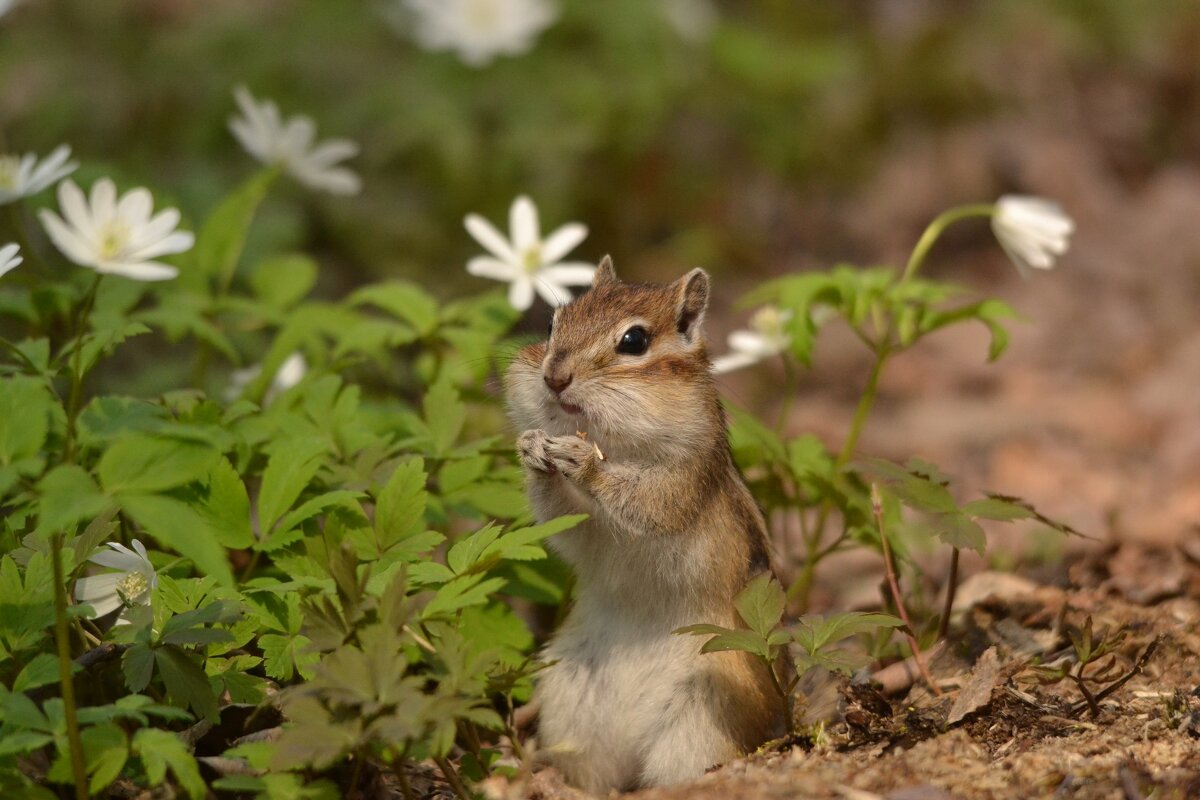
[
  {"left": 423, "top": 575, "right": 506, "bottom": 618},
  {"left": 154, "top": 645, "right": 219, "bottom": 721},
  {"left": 13, "top": 653, "right": 64, "bottom": 692},
  {"left": 349, "top": 280, "right": 439, "bottom": 337},
  {"left": 423, "top": 375, "right": 465, "bottom": 456},
  {"left": 196, "top": 458, "right": 254, "bottom": 549},
  {"left": 733, "top": 573, "right": 786, "bottom": 639},
  {"left": 192, "top": 168, "right": 277, "bottom": 290},
  {"left": 48, "top": 722, "right": 127, "bottom": 794},
  {"left": 446, "top": 524, "right": 501, "bottom": 575},
  {"left": 375, "top": 458, "right": 427, "bottom": 551},
  {"left": 251, "top": 253, "right": 318, "bottom": 310},
  {"left": 927, "top": 512, "right": 987, "bottom": 554},
  {"left": 133, "top": 728, "right": 206, "bottom": 800},
  {"left": 962, "top": 497, "right": 1036, "bottom": 522},
  {"left": 36, "top": 465, "right": 112, "bottom": 534},
  {"left": 260, "top": 633, "right": 319, "bottom": 681},
  {"left": 0, "top": 375, "right": 54, "bottom": 464},
  {"left": 794, "top": 611, "right": 903, "bottom": 653},
  {"left": 702, "top": 630, "right": 772, "bottom": 660},
  {"left": 264, "top": 490, "right": 364, "bottom": 551},
  {"left": 257, "top": 437, "right": 327, "bottom": 536},
  {"left": 123, "top": 644, "right": 155, "bottom": 692},
  {"left": 98, "top": 434, "right": 221, "bottom": 494},
  {"left": 119, "top": 494, "right": 233, "bottom": 586}
]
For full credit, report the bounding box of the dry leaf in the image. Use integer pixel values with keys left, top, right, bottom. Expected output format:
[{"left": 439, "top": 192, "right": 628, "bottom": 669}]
[{"left": 947, "top": 646, "right": 1003, "bottom": 725}]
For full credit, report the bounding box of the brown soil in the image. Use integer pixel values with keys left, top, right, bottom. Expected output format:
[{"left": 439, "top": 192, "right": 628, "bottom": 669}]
[{"left": 478, "top": 543, "right": 1200, "bottom": 800}]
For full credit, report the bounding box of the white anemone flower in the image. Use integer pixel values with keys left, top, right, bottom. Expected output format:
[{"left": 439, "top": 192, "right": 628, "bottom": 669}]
[
  {"left": 661, "top": 0, "right": 718, "bottom": 44},
  {"left": 402, "top": 0, "right": 558, "bottom": 67},
  {"left": 465, "top": 195, "right": 593, "bottom": 310},
  {"left": 38, "top": 178, "right": 194, "bottom": 281},
  {"left": 74, "top": 539, "right": 157, "bottom": 624},
  {"left": 711, "top": 306, "right": 793, "bottom": 375},
  {"left": 991, "top": 195, "right": 1075, "bottom": 279},
  {"left": 0, "top": 144, "right": 78, "bottom": 205},
  {"left": 226, "top": 351, "right": 308, "bottom": 405},
  {"left": 0, "top": 243, "right": 21, "bottom": 278},
  {"left": 229, "top": 87, "right": 361, "bottom": 196}
]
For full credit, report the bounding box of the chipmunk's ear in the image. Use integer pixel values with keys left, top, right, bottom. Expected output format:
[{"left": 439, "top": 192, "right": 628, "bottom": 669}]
[
  {"left": 594, "top": 255, "right": 618, "bottom": 287},
  {"left": 673, "top": 268, "right": 709, "bottom": 342}
]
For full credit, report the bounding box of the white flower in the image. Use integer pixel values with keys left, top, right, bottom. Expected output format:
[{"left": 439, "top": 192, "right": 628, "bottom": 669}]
[
  {"left": 0, "top": 0, "right": 19, "bottom": 19},
  {"left": 228, "top": 87, "right": 361, "bottom": 196},
  {"left": 0, "top": 243, "right": 21, "bottom": 278},
  {"left": 711, "top": 306, "right": 793, "bottom": 374},
  {"left": 0, "top": 144, "right": 78, "bottom": 205},
  {"left": 661, "top": 0, "right": 718, "bottom": 44},
  {"left": 74, "top": 539, "right": 157, "bottom": 624},
  {"left": 465, "top": 195, "right": 593, "bottom": 310},
  {"left": 402, "top": 0, "right": 557, "bottom": 67},
  {"left": 227, "top": 351, "right": 308, "bottom": 405},
  {"left": 38, "top": 178, "right": 194, "bottom": 282},
  {"left": 991, "top": 195, "right": 1075, "bottom": 278}
]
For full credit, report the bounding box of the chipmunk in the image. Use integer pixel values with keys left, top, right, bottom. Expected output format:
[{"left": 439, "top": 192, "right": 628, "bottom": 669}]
[{"left": 505, "top": 257, "right": 783, "bottom": 793}]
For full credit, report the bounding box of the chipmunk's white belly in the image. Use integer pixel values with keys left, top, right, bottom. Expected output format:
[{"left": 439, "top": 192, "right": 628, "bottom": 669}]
[{"left": 536, "top": 593, "right": 739, "bottom": 793}]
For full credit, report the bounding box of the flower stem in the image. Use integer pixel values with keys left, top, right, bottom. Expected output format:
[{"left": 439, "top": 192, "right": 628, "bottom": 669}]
[
  {"left": 63, "top": 274, "right": 102, "bottom": 464},
  {"left": 776, "top": 353, "right": 797, "bottom": 435},
  {"left": 434, "top": 756, "right": 472, "bottom": 800},
  {"left": 836, "top": 346, "right": 889, "bottom": 468},
  {"left": 764, "top": 655, "right": 795, "bottom": 734},
  {"left": 51, "top": 533, "right": 88, "bottom": 800},
  {"left": 901, "top": 204, "right": 995, "bottom": 284}
]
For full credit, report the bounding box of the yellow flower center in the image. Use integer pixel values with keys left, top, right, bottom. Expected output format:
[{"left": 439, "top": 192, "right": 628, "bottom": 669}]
[
  {"left": 522, "top": 244, "right": 543, "bottom": 274},
  {"left": 750, "top": 306, "right": 786, "bottom": 338},
  {"left": 98, "top": 223, "right": 130, "bottom": 261},
  {"left": 0, "top": 155, "right": 19, "bottom": 190},
  {"left": 116, "top": 572, "right": 149, "bottom": 605},
  {"left": 466, "top": 0, "right": 503, "bottom": 31}
]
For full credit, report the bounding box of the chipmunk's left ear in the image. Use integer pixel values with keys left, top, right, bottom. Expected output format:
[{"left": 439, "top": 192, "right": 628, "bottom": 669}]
[{"left": 673, "top": 268, "right": 709, "bottom": 343}]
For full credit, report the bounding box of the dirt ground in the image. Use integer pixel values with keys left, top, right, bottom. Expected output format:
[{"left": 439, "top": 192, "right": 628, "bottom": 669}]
[{"left": 473, "top": 542, "right": 1200, "bottom": 800}]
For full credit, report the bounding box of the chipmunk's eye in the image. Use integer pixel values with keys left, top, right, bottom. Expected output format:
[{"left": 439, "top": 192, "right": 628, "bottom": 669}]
[{"left": 616, "top": 326, "right": 650, "bottom": 355}]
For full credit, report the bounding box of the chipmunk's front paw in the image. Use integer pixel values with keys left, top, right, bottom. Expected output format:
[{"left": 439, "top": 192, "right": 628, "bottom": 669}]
[
  {"left": 543, "top": 435, "right": 599, "bottom": 482},
  {"left": 517, "top": 429, "right": 556, "bottom": 474}
]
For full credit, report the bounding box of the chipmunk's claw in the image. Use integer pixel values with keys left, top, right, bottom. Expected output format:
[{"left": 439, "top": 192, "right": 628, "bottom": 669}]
[
  {"left": 518, "top": 429, "right": 557, "bottom": 474},
  {"left": 543, "top": 434, "right": 599, "bottom": 481}
]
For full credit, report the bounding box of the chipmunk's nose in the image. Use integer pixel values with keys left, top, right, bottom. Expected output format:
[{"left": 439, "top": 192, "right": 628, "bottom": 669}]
[{"left": 544, "top": 371, "right": 573, "bottom": 395}]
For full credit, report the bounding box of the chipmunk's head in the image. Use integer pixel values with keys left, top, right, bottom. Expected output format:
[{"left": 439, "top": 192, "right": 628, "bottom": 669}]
[{"left": 506, "top": 256, "right": 722, "bottom": 457}]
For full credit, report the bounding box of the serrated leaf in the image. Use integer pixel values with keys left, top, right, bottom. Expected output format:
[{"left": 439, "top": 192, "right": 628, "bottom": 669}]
[
  {"left": 257, "top": 437, "right": 327, "bottom": 536},
  {"left": 133, "top": 728, "right": 206, "bottom": 800},
  {"left": 699, "top": 630, "right": 772, "bottom": 660},
  {"left": 260, "top": 633, "right": 319, "bottom": 681},
  {"left": 928, "top": 511, "right": 987, "bottom": 553},
  {"left": 733, "top": 574, "right": 786, "bottom": 639},
  {"left": 0, "top": 375, "right": 53, "bottom": 464},
  {"left": 376, "top": 458, "right": 427, "bottom": 551},
  {"left": 36, "top": 465, "right": 112, "bottom": 534},
  {"left": 423, "top": 575, "right": 506, "bottom": 618},
  {"left": 13, "top": 653, "right": 63, "bottom": 692},
  {"left": 154, "top": 645, "right": 219, "bottom": 721},
  {"left": 423, "top": 375, "right": 465, "bottom": 456},
  {"left": 195, "top": 458, "right": 254, "bottom": 549},
  {"left": 251, "top": 253, "right": 317, "bottom": 310},
  {"left": 962, "top": 497, "right": 1036, "bottom": 521},
  {"left": 446, "top": 524, "right": 501, "bottom": 575}
]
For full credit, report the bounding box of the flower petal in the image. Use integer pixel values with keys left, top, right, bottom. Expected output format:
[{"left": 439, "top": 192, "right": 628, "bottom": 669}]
[
  {"left": 710, "top": 351, "right": 763, "bottom": 374},
  {"left": 508, "top": 276, "right": 535, "bottom": 311},
  {"left": 540, "top": 223, "right": 587, "bottom": 264},
  {"left": 125, "top": 230, "right": 194, "bottom": 262},
  {"left": 39, "top": 209, "right": 97, "bottom": 268},
  {"left": 509, "top": 195, "right": 539, "bottom": 254},
  {"left": 465, "top": 214, "right": 518, "bottom": 263},
  {"left": 89, "top": 179, "right": 117, "bottom": 229},
  {"left": 533, "top": 276, "right": 573, "bottom": 308},
  {"left": 467, "top": 256, "right": 518, "bottom": 281},
  {"left": 57, "top": 179, "right": 96, "bottom": 242},
  {"left": 95, "top": 260, "right": 180, "bottom": 281},
  {"left": 116, "top": 187, "right": 154, "bottom": 227},
  {"left": 74, "top": 573, "right": 124, "bottom": 617},
  {"left": 539, "top": 263, "right": 595, "bottom": 286}
]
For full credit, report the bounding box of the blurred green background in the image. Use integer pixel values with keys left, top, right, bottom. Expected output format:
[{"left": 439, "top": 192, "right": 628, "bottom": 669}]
[{"left": 6, "top": 0, "right": 1198, "bottom": 302}]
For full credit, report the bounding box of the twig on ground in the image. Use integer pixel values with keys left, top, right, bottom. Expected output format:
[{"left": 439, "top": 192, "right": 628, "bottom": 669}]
[{"left": 1069, "top": 636, "right": 1162, "bottom": 717}]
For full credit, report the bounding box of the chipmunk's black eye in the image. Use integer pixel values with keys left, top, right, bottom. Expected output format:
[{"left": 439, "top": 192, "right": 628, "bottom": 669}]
[{"left": 616, "top": 326, "right": 650, "bottom": 355}]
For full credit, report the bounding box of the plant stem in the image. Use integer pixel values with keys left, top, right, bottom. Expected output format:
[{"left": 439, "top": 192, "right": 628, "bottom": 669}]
[
  {"left": 763, "top": 657, "right": 794, "bottom": 735},
  {"left": 937, "top": 547, "right": 960, "bottom": 641},
  {"left": 63, "top": 274, "right": 102, "bottom": 464},
  {"left": 776, "top": 354, "right": 797, "bottom": 435},
  {"left": 434, "top": 756, "right": 473, "bottom": 800},
  {"left": 394, "top": 759, "right": 416, "bottom": 800},
  {"left": 51, "top": 533, "right": 88, "bottom": 800},
  {"left": 348, "top": 751, "right": 366, "bottom": 798},
  {"left": 836, "top": 347, "right": 889, "bottom": 467},
  {"left": 901, "top": 204, "right": 995, "bottom": 284},
  {"left": 872, "top": 486, "right": 941, "bottom": 697}
]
